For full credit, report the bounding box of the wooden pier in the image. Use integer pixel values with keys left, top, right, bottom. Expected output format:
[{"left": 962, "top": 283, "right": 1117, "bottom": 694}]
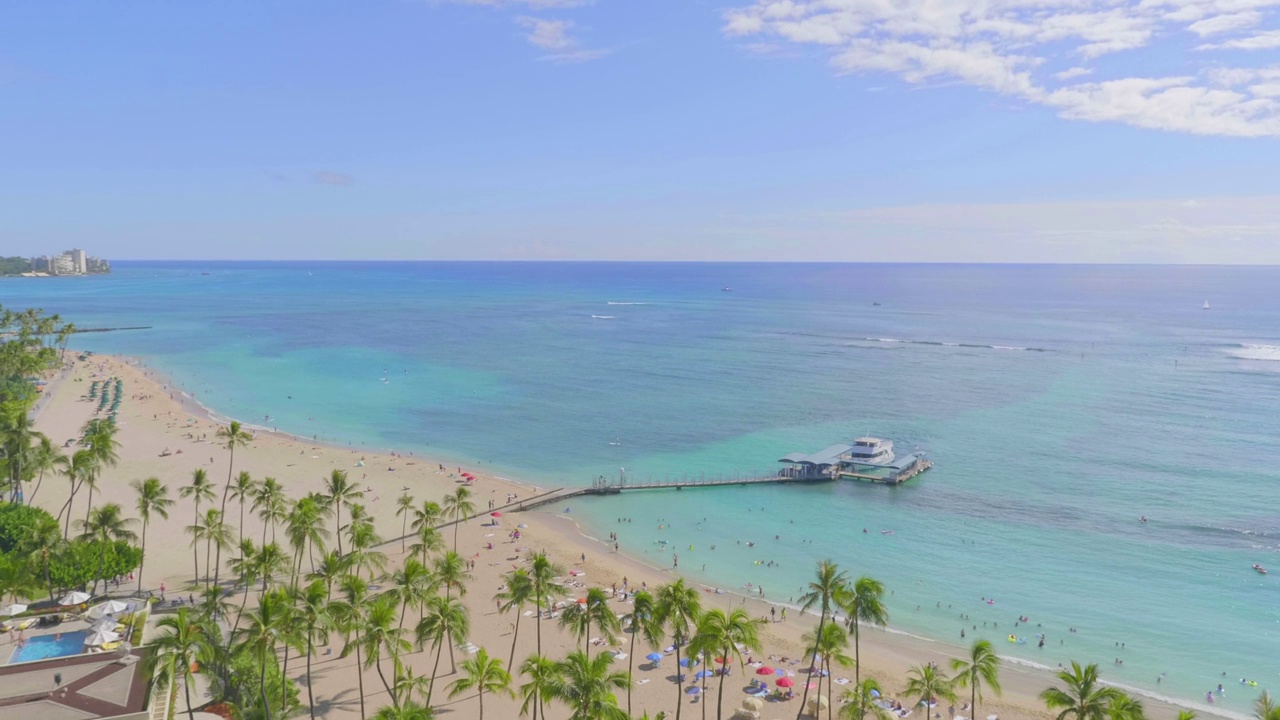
[{"left": 515, "top": 472, "right": 831, "bottom": 511}]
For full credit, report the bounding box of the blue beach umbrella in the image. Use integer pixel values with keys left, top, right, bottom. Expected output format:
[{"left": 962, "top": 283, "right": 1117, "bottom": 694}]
[
  {"left": 646, "top": 653, "right": 663, "bottom": 663},
  {"left": 774, "top": 668, "right": 786, "bottom": 676},
  {"left": 679, "top": 657, "right": 699, "bottom": 668},
  {"left": 695, "top": 669, "right": 714, "bottom": 679},
  {"left": 685, "top": 686, "right": 702, "bottom": 695}
]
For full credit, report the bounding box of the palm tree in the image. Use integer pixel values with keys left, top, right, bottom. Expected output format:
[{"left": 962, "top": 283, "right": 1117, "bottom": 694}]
[
  {"left": 253, "top": 476, "right": 289, "bottom": 546},
  {"left": 802, "top": 620, "right": 851, "bottom": 720},
  {"left": 904, "top": 663, "right": 957, "bottom": 719},
  {"left": 560, "top": 587, "right": 621, "bottom": 657},
  {"left": 410, "top": 524, "right": 445, "bottom": 567},
  {"left": 214, "top": 420, "right": 253, "bottom": 521},
  {"left": 332, "top": 574, "right": 372, "bottom": 720},
  {"left": 148, "top": 608, "right": 217, "bottom": 720},
  {"left": 448, "top": 647, "right": 514, "bottom": 720},
  {"left": 841, "top": 576, "right": 889, "bottom": 686},
  {"left": 655, "top": 578, "right": 703, "bottom": 720},
  {"left": 0, "top": 555, "right": 42, "bottom": 604},
  {"left": 417, "top": 594, "right": 470, "bottom": 706},
  {"left": 198, "top": 508, "right": 234, "bottom": 590},
  {"left": 518, "top": 653, "right": 558, "bottom": 720},
  {"left": 323, "top": 469, "right": 363, "bottom": 555},
  {"left": 286, "top": 495, "right": 330, "bottom": 589},
  {"left": 840, "top": 679, "right": 894, "bottom": 720},
  {"left": 623, "top": 590, "right": 662, "bottom": 716},
  {"left": 228, "top": 471, "right": 257, "bottom": 541},
  {"left": 395, "top": 492, "right": 414, "bottom": 552},
  {"left": 1257, "top": 692, "right": 1280, "bottom": 720},
  {"left": 80, "top": 417, "right": 120, "bottom": 523},
  {"left": 235, "top": 587, "right": 291, "bottom": 720},
  {"left": 1040, "top": 662, "right": 1122, "bottom": 720},
  {"left": 950, "top": 640, "right": 1002, "bottom": 720},
  {"left": 529, "top": 552, "right": 564, "bottom": 661},
  {"left": 1175, "top": 711, "right": 1197, "bottom": 720},
  {"left": 548, "top": 650, "right": 631, "bottom": 720},
  {"left": 392, "top": 664, "right": 434, "bottom": 715},
  {"left": 441, "top": 486, "right": 476, "bottom": 551},
  {"left": 385, "top": 557, "right": 435, "bottom": 630},
  {"left": 433, "top": 550, "right": 472, "bottom": 600},
  {"left": 293, "top": 580, "right": 333, "bottom": 720},
  {"left": 691, "top": 604, "right": 757, "bottom": 717},
  {"left": 77, "top": 502, "right": 137, "bottom": 595},
  {"left": 362, "top": 593, "right": 413, "bottom": 709},
  {"left": 26, "top": 513, "right": 63, "bottom": 600},
  {"left": 795, "top": 560, "right": 850, "bottom": 720},
  {"left": 411, "top": 501, "right": 443, "bottom": 562},
  {"left": 496, "top": 568, "right": 535, "bottom": 666},
  {"left": 347, "top": 517, "right": 389, "bottom": 580},
  {"left": 1106, "top": 692, "right": 1145, "bottom": 720},
  {"left": 58, "top": 449, "right": 97, "bottom": 538},
  {"left": 25, "top": 434, "right": 67, "bottom": 504},
  {"left": 180, "top": 468, "right": 216, "bottom": 583},
  {"left": 229, "top": 539, "right": 260, "bottom": 628},
  {"left": 309, "top": 550, "right": 350, "bottom": 600},
  {"left": 132, "top": 476, "right": 174, "bottom": 593},
  {"left": 372, "top": 700, "right": 436, "bottom": 720}
]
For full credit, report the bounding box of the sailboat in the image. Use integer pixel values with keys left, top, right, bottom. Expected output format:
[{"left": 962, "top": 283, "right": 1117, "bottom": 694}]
[
  {"left": 608, "top": 437, "right": 621, "bottom": 446},
  {"left": 1203, "top": 300, "right": 1210, "bottom": 310}
]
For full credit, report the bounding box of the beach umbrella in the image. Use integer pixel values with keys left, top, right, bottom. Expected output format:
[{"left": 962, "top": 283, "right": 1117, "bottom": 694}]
[
  {"left": 806, "top": 682, "right": 818, "bottom": 690},
  {"left": 776, "top": 677, "right": 794, "bottom": 688},
  {"left": 685, "top": 686, "right": 702, "bottom": 695},
  {"left": 715, "top": 656, "right": 731, "bottom": 664},
  {"left": 756, "top": 666, "right": 775, "bottom": 675},
  {"left": 0, "top": 603, "right": 27, "bottom": 616},
  {"left": 90, "top": 617, "right": 119, "bottom": 632},
  {"left": 680, "top": 657, "right": 699, "bottom": 667},
  {"left": 88, "top": 599, "right": 131, "bottom": 619},
  {"left": 646, "top": 652, "right": 664, "bottom": 663},
  {"left": 742, "top": 698, "right": 764, "bottom": 711},
  {"left": 695, "top": 669, "right": 715, "bottom": 679},
  {"left": 774, "top": 668, "right": 786, "bottom": 677},
  {"left": 807, "top": 696, "right": 829, "bottom": 711},
  {"left": 59, "top": 591, "right": 91, "bottom": 606},
  {"left": 871, "top": 689, "right": 881, "bottom": 698},
  {"left": 84, "top": 628, "right": 121, "bottom": 647},
  {"left": 490, "top": 512, "right": 503, "bottom": 517}
]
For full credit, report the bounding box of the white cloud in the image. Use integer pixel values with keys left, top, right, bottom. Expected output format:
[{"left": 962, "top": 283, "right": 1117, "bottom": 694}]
[
  {"left": 723, "top": 0, "right": 1280, "bottom": 136},
  {"left": 518, "top": 16, "right": 575, "bottom": 50},
  {"left": 515, "top": 15, "right": 610, "bottom": 62},
  {"left": 1198, "top": 29, "right": 1280, "bottom": 49}
]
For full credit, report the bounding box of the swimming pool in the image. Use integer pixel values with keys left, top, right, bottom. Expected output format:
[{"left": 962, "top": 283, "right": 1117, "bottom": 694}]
[{"left": 8, "top": 630, "right": 89, "bottom": 664}]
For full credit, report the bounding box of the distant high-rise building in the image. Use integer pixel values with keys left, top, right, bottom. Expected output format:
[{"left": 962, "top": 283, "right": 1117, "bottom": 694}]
[{"left": 50, "top": 253, "right": 74, "bottom": 275}]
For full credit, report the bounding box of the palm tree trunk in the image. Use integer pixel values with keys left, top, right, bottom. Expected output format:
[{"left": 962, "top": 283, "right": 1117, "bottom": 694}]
[
  {"left": 796, "top": 611, "right": 825, "bottom": 720},
  {"left": 185, "top": 673, "right": 196, "bottom": 720},
  {"left": 30, "top": 468, "right": 45, "bottom": 503},
  {"left": 717, "top": 645, "right": 729, "bottom": 720},
  {"left": 627, "top": 619, "right": 638, "bottom": 716},
  {"left": 192, "top": 506, "right": 201, "bottom": 584},
  {"left": 335, "top": 504, "right": 343, "bottom": 556},
  {"left": 355, "top": 642, "right": 366, "bottom": 720},
  {"left": 585, "top": 616, "right": 591, "bottom": 658},
  {"left": 306, "top": 634, "right": 317, "bottom": 720},
  {"left": 84, "top": 483, "right": 94, "bottom": 526},
  {"left": 260, "top": 648, "right": 274, "bottom": 720},
  {"left": 478, "top": 688, "right": 485, "bottom": 720},
  {"left": 427, "top": 639, "right": 445, "bottom": 707},
  {"left": 447, "top": 628, "right": 457, "bottom": 675},
  {"left": 138, "top": 521, "right": 148, "bottom": 593},
  {"left": 204, "top": 533, "right": 212, "bottom": 590},
  {"left": 375, "top": 652, "right": 396, "bottom": 709},
  {"left": 93, "top": 539, "right": 107, "bottom": 596},
  {"left": 854, "top": 621, "right": 861, "bottom": 686},
  {"left": 281, "top": 643, "right": 291, "bottom": 715},
  {"left": 508, "top": 608, "right": 522, "bottom": 668},
  {"left": 674, "top": 641, "right": 685, "bottom": 720}
]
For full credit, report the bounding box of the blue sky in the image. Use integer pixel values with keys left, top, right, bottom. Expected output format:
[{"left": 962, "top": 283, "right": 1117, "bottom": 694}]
[{"left": 2, "top": 0, "right": 1279, "bottom": 262}]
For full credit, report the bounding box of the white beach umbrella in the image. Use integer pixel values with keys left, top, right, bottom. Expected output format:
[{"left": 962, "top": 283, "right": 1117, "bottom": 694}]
[
  {"left": 59, "top": 591, "right": 91, "bottom": 606},
  {"left": 87, "top": 599, "right": 131, "bottom": 619},
  {"left": 90, "top": 616, "right": 119, "bottom": 632},
  {"left": 84, "top": 628, "right": 121, "bottom": 647},
  {"left": 0, "top": 603, "right": 27, "bottom": 616}
]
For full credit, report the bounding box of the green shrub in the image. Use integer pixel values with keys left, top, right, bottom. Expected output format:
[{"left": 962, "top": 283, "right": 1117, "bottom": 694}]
[
  {"left": 48, "top": 539, "right": 142, "bottom": 592},
  {"left": 0, "top": 504, "right": 57, "bottom": 555}
]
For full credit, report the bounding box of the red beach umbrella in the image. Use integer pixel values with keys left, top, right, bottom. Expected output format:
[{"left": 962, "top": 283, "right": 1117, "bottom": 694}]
[
  {"left": 490, "top": 511, "right": 503, "bottom": 517},
  {"left": 776, "top": 677, "right": 795, "bottom": 688},
  {"left": 714, "top": 656, "right": 731, "bottom": 664},
  {"left": 756, "top": 666, "right": 775, "bottom": 675}
]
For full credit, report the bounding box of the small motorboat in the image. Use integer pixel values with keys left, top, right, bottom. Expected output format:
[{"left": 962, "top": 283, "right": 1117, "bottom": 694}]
[{"left": 1252, "top": 564, "right": 1267, "bottom": 574}]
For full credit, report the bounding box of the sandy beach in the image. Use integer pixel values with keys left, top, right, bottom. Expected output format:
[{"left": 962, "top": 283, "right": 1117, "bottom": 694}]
[{"left": 22, "top": 353, "right": 1219, "bottom": 720}]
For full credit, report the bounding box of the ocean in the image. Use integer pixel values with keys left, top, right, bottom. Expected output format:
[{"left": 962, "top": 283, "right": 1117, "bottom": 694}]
[{"left": 5, "top": 261, "right": 1278, "bottom": 713}]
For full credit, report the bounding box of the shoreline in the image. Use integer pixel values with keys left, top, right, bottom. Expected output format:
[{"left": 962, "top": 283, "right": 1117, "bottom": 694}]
[{"left": 29, "top": 350, "right": 1230, "bottom": 720}]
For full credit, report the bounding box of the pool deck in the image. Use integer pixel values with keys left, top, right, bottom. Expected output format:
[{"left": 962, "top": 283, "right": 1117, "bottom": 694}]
[{"left": 0, "top": 645, "right": 151, "bottom": 720}]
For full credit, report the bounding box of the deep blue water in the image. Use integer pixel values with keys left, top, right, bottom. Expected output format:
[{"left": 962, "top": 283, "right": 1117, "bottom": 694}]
[{"left": 4, "top": 261, "right": 1278, "bottom": 712}]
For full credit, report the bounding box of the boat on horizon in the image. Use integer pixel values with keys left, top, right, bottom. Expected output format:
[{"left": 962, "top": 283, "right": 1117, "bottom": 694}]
[{"left": 1203, "top": 300, "right": 1211, "bottom": 310}]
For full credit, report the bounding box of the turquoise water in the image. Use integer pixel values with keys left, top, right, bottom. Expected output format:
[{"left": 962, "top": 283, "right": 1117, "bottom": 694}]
[
  {"left": 8, "top": 630, "right": 89, "bottom": 663},
  {"left": 4, "top": 262, "right": 1278, "bottom": 712}
]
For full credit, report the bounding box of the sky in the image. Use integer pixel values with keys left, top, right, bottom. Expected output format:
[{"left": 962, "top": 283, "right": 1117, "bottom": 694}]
[{"left": 2, "top": 0, "right": 1279, "bottom": 263}]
